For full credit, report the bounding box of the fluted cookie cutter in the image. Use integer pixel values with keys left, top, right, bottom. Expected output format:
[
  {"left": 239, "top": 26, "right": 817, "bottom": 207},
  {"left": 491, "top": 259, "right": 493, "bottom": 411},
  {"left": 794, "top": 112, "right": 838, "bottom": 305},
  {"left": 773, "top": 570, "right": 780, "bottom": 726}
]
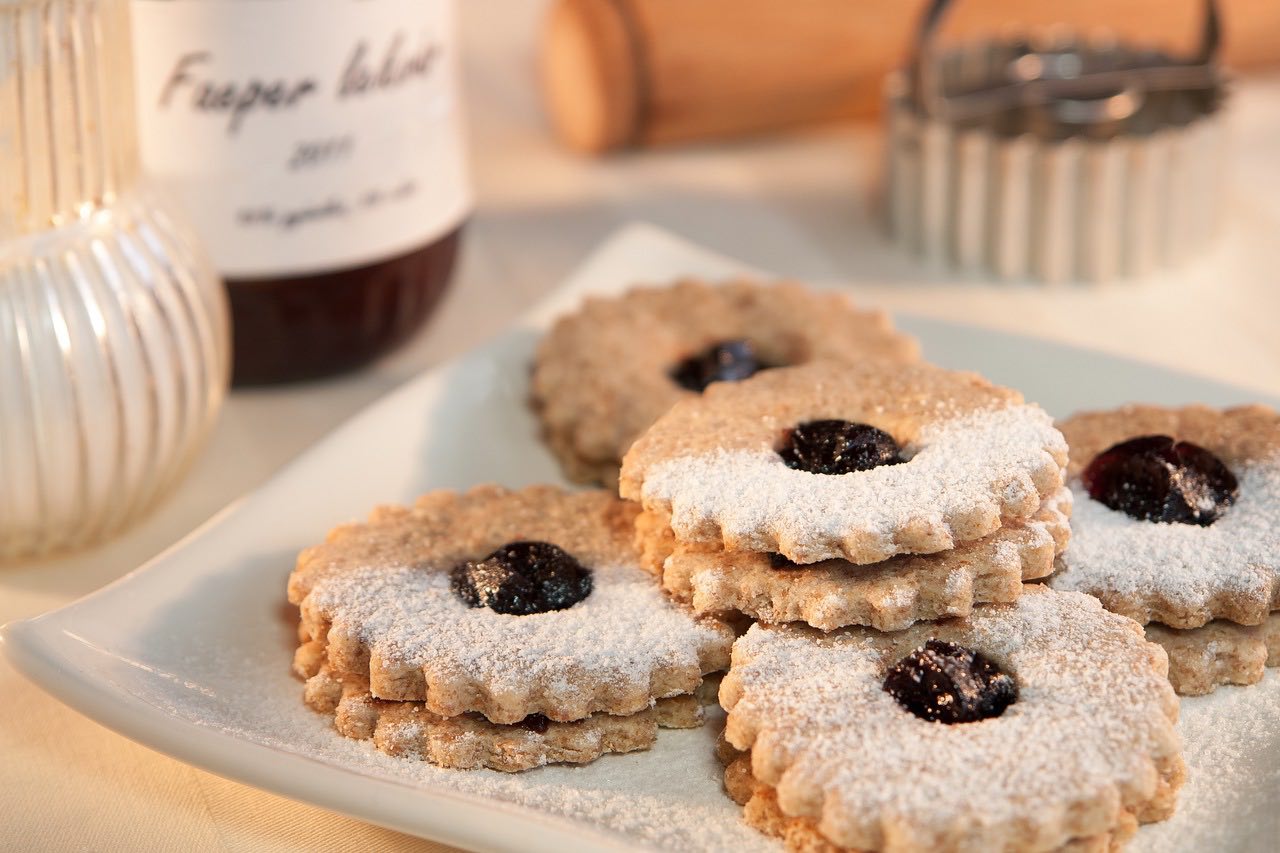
[{"left": 885, "top": 0, "right": 1229, "bottom": 282}]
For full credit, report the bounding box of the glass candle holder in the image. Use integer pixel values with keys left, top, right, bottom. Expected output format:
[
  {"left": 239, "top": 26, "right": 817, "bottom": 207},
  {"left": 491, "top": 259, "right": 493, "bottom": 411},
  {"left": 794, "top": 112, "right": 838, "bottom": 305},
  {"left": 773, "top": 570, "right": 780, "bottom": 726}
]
[{"left": 0, "top": 0, "right": 230, "bottom": 560}]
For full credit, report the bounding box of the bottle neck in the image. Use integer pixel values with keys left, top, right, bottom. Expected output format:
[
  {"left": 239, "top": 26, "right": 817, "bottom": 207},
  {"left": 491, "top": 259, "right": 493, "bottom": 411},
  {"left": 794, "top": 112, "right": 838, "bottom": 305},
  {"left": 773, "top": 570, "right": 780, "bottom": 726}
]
[{"left": 0, "top": 0, "right": 141, "bottom": 239}]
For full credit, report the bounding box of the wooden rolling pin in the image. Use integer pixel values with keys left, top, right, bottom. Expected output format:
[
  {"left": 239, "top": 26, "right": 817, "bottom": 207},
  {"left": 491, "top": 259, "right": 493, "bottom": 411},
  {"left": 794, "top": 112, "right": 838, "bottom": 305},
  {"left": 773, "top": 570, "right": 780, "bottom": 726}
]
[{"left": 541, "top": 0, "right": 1280, "bottom": 154}]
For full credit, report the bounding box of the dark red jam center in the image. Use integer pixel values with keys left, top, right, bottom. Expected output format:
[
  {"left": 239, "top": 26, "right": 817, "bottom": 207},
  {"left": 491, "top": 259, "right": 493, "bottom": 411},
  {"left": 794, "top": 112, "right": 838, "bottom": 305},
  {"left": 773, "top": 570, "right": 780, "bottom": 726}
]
[
  {"left": 670, "top": 339, "right": 771, "bottom": 393},
  {"left": 1082, "top": 435, "right": 1238, "bottom": 526},
  {"left": 450, "top": 541, "right": 593, "bottom": 615},
  {"left": 883, "top": 640, "right": 1017, "bottom": 724},
  {"left": 516, "top": 714, "right": 552, "bottom": 734},
  {"left": 769, "top": 553, "right": 801, "bottom": 569},
  {"left": 779, "top": 420, "right": 903, "bottom": 475}
]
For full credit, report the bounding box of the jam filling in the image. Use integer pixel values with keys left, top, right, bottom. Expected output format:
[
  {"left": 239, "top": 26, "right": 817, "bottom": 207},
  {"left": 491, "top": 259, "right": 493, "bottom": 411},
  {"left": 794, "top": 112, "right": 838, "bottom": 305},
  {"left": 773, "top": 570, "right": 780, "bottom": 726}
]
[
  {"left": 670, "top": 339, "right": 771, "bottom": 392},
  {"left": 450, "top": 541, "right": 593, "bottom": 615},
  {"left": 515, "top": 714, "right": 552, "bottom": 734},
  {"left": 1082, "top": 435, "right": 1238, "bottom": 526},
  {"left": 883, "top": 640, "right": 1017, "bottom": 724},
  {"left": 779, "top": 420, "right": 903, "bottom": 475}
]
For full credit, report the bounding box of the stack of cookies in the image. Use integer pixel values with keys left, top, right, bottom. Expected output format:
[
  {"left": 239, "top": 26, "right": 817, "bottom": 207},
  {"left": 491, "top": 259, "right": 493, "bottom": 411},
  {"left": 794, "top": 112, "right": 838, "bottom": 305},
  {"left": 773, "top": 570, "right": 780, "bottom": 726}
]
[
  {"left": 620, "top": 359, "right": 1075, "bottom": 630},
  {"left": 1048, "top": 404, "right": 1280, "bottom": 696},
  {"left": 287, "top": 486, "right": 734, "bottom": 772},
  {"left": 615, "top": 356, "right": 1188, "bottom": 851}
]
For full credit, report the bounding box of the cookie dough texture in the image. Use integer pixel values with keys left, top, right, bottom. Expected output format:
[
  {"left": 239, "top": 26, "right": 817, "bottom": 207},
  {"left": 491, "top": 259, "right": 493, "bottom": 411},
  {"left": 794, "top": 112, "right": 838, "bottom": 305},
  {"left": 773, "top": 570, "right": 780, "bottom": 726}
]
[
  {"left": 289, "top": 486, "right": 733, "bottom": 724},
  {"left": 643, "top": 488, "right": 1071, "bottom": 632},
  {"left": 724, "top": 755, "right": 1137, "bottom": 853},
  {"left": 719, "top": 586, "right": 1184, "bottom": 852},
  {"left": 1146, "top": 613, "right": 1280, "bottom": 696},
  {"left": 531, "top": 279, "right": 920, "bottom": 487},
  {"left": 301, "top": 664, "right": 702, "bottom": 772},
  {"left": 621, "top": 360, "right": 1067, "bottom": 565}
]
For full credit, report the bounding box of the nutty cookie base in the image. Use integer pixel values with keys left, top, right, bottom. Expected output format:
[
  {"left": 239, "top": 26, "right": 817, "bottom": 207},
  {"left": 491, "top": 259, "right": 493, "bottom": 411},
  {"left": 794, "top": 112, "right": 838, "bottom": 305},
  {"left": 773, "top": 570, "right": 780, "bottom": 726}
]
[
  {"left": 723, "top": 756, "right": 1137, "bottom": 853},
  {"left": 1146, "top": 612, "right": 1280, "bottom": 696},
  {"left": 642, "top": 489, "right": 1070, "bottom": 632},
  {"left": 304, "top": 665, "right": 704, "bottom": 772}
]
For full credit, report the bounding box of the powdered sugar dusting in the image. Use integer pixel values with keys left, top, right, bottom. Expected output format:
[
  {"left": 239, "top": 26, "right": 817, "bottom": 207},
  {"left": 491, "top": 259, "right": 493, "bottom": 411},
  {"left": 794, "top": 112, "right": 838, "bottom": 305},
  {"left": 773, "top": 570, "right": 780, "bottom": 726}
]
[
  {"left": 1134, "top": 673, "right": 1280, "bottom": 851},
  {"left": 310, "top": 562, "right": 727, "bottom": 700},
  {"left": 992, "top": 539, "right": 1022, "bottom": 567},
  {"left": 878, "top": 586, "right": 912, "bottom": 609},
  {"left": 1051, "top": 462, "right": 1280, "bottom": 621},
  {"left": 723, "top": 588, "right": 1180, "bottom": 842},
  {"left": 642, "top": 405, "right": 1065, "bottom": 560}
]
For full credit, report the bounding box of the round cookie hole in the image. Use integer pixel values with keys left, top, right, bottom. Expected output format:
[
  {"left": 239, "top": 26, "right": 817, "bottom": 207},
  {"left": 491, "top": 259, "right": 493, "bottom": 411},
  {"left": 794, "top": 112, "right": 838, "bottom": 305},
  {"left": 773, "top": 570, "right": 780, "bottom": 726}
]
[
  {"left": 449, "top": 541, "right": 594, "bottom": 615},
  {"left": 1082, "top": 434, "right": 1238, "bottom": 526},
  {"left": 669, "top": 339, "right": 780, "bottom": 393},
  {"left": 883, "top": 640, "right": 1018, "bottom": 724},
  {"left": 778, "top": 420, "right": 904, "bottom": 476}
]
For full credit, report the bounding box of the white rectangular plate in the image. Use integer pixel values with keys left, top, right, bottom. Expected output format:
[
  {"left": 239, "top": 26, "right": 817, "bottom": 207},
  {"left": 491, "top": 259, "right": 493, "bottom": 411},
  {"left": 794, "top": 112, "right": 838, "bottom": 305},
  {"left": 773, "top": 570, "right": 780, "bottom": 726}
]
[{"left": 4, "top": 224, "right": 1279, "bottom": 852}]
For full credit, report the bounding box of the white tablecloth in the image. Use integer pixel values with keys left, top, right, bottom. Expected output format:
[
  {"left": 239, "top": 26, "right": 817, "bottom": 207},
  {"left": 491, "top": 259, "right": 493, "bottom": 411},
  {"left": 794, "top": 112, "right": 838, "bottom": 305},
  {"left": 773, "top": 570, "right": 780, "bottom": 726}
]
[{"left": 4, "top": 1, "right": 1280, "bottom": 850}]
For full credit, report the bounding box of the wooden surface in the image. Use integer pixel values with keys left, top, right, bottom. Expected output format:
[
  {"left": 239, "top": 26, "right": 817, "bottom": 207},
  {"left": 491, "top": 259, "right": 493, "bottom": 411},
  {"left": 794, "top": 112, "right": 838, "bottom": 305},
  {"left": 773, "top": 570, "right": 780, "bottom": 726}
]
[
  {"left": 542, "top": 0, "right": 1280, "bottom": 152},
  {"left": 541, "top": 0, "right": 639, "bottom": 153},
  {"left": 3, "top": 1, "right": 1280, "bottom": 850}
]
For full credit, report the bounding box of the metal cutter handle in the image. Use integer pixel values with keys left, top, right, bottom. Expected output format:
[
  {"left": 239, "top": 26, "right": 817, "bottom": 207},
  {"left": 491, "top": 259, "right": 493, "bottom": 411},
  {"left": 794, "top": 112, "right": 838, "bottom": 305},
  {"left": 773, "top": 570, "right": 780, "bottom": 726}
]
[{"left": 909, "top": 0, "right": 1223, "bottom": 124}]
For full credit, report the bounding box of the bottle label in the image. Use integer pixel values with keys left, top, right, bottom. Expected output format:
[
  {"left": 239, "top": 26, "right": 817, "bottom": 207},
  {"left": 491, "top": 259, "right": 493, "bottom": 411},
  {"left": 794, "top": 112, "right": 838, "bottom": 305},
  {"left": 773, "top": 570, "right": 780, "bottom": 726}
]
[{"left": 131, "top": 0, "right": 470, "bottom": 279}]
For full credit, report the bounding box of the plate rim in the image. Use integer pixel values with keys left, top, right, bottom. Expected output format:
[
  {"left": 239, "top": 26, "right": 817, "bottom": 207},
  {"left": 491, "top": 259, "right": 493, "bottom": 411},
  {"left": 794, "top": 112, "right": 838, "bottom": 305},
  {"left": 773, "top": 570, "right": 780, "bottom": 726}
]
[{"left": 0, "top": 615, "right": 638, "bottom": 853}]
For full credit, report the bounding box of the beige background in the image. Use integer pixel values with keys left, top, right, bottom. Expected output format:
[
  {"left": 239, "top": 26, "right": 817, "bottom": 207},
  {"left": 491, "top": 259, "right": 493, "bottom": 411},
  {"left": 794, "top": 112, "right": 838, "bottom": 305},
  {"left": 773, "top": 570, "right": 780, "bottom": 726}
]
[{"left": 4, "top": 0, "right": 1280, "bottom": 850}]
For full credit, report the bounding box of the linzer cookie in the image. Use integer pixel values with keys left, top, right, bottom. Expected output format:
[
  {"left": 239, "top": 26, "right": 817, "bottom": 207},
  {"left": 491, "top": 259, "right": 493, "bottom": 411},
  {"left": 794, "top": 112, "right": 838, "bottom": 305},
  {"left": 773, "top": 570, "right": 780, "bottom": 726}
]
[
  {"left": 648, "top": 487, "right": 1071, "bottom": 631},
  {"left": 300, "top": 664, "right": 704, "bottom": 772},
  {"left": 620, "top": 360, "right": 1067, "bottom": 565},
  {"left": 719, "top": 586, "right": 1185, "bottom": 852},
  {"left": 530, "top": 279, "right": 919, "bottom": 487},
  {"left": 288, "top": 486, "right": 733, "bottom": 724},
  {"left": 1048, "top": 405, "right": 1280, "bottom": 631}
]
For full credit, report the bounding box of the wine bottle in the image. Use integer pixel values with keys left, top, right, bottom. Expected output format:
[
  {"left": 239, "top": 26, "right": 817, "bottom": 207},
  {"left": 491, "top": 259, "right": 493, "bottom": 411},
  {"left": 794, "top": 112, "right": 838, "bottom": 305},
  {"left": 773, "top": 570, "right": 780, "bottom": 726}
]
[{"left": 130, "top": 0, "right": 470, "bottom": 384}]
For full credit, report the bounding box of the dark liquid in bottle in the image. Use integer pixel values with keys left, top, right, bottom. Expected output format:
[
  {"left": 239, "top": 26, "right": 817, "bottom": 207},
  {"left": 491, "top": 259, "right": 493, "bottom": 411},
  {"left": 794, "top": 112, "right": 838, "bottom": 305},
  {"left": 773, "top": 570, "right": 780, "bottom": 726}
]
[{"left": 227, "top": 227, "right": 462, "bottom": 385}]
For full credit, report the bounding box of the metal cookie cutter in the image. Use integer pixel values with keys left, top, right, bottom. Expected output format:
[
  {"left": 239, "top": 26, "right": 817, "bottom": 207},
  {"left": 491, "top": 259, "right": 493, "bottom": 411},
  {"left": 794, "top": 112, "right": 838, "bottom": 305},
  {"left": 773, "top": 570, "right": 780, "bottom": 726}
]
[{"left": 885, "top": 0, "right": 1229, "bottom": 282}]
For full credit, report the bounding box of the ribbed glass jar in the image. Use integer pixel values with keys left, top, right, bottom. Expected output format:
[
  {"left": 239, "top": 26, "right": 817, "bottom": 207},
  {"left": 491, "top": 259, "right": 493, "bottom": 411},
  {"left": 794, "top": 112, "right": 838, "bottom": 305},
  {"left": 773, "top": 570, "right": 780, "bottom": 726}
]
[{"left": 0, "top": 0, "right": 230, "bottom": 560}]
